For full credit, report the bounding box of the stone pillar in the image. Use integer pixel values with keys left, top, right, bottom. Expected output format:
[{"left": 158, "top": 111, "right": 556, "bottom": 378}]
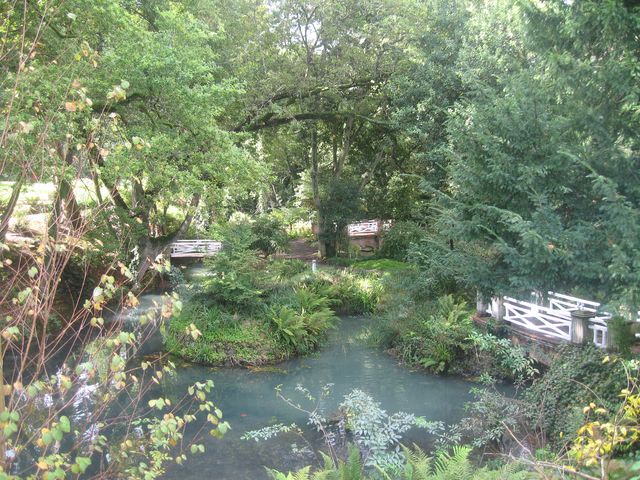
[
  {"left": 476, "top": 291, "right": 488, "bottom": 316},
  {"left": 491, "top": 296, "right": 505, "bottom": 321},
  {"left": 605, "top": 317, "right": 633, "bottom": 351},
  {"left": 570, "top": 310, "right": 593, "bottom": 345}
]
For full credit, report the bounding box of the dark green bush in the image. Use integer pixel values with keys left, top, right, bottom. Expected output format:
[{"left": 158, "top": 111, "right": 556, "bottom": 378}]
[
  {"left": 164, "top": 300, "right": 281, "bottom": 365},
  {"left": 214, "top": 216, "right": 257, "bottom": 254},
  {"left": 203, "top": 249, "right": 263, "bottom": 308},
  {"left": 265, "top": 259, "right": 309, "bottom": 281},
  {"left": 267, "top": 294, "right": 337, "bottom": 355},
  {"left": 165, "top": 257, "right": 342, "bottom": 365},
  {"left": 327, "top": 269, "right": 383, "bottom": 315},
  {"left": 250, "top": 215, "right": 289, "bottom": 256},
  {"left": 607, "top": 316, "right": 634, "bottom": 356},
  {"left": 523, "top": 345, "right": 627, "bottom": 449},
  {"left": 379, "top": 221, "right": 425, "bottom": 261},
  {"left": 396, "top": 294, "right": 474, "bottom": 373}
]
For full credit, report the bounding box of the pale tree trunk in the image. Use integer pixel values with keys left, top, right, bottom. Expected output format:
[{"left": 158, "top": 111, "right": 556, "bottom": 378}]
[
  {"left": 0, "top": 171, "right": 24, "bottom": 242},
  {"left": 48, "top": 142, "right": 83, "bottom": 240},
  {"left": 310, "top": 125, "right": 328, "bottom": 258},
  {"left": 135, "top": 194, "right": 201, "bottom": 286}
]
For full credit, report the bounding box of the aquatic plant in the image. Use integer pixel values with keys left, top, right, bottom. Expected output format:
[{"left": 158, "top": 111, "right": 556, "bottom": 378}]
[{"left": 244, "top": 385, "right": 428, "bottom": 475}]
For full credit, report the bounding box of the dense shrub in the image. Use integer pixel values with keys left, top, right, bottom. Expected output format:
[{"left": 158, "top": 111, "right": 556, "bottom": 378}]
[
  {"left": 268, "top": 293, "right": 337, "bottom": 355},
  {"left": 468, "top": 332, "right": 538, "bottom": 383},
  {"left": 202, "top": 249, "right": 264, "bottom": 308},
  {"left": 379, "top": 221, "right": 425, "bottom": 261},
  {"left": 523, "top": 345, "right": 628, "bottom": 450},
  {"left": 165, "top": 256, "right": 343, "bottom": 365},
  {"left": 268, "top": 444, "right": 529, "bottom": 479},
  {"left": 165, "top": 300, "right": 281, "bottom": 365},
  {"left": 326, "top": 269, "right": 383, "bottom": 315},
  {"left": 265, "top": 259, "right": 309, "bottom": 281},
  {"left": 407, "top": 235, "right": 473, "bottom": 298},
  {"left": 394, "top": 295, "right": 474, "bottom": 373},
  {"left": 214, "top": 214, "right": 257, "bottom": 253},
  {"left": 250, "top": 215, "right": 289, "bottom": 255}
]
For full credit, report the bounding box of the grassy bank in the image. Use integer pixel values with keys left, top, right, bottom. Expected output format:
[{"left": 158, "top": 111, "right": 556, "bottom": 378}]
[{"left": 164, "top": 254, "right": 384, "bottom": 366}]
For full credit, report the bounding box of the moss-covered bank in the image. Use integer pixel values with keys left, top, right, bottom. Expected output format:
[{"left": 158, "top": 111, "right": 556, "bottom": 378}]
[{"left": 164, "top": 254, "right": 384, "bottom": 366}]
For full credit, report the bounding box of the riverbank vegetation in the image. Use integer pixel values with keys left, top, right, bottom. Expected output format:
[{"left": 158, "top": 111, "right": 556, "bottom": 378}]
[
  {"left": 2, "top": 0, "right": 639, "bottom": 477},
  {"left": 164, "top": 245, "right": 383, "bottom": 365}
]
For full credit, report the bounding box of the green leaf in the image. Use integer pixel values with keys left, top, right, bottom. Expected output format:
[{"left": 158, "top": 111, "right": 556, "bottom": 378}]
[{"left": 59, "top": 416, "right": 71, "bottom": 433}]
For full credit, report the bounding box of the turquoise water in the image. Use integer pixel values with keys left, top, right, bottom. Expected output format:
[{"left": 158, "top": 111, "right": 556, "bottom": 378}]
[{"left": 148, "top": 315, "right": 475, "bottom": 479}]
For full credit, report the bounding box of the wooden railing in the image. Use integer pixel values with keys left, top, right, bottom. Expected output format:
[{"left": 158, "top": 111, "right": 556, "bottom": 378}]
[
  {"left": 547, "top": 292, "right": 601, "bottom": 314},
  {"left": 169, "top": 240, "right": 222, "bottom": 258},
  {"left": 346, "top": 220, "right": 393, "bottom": 237},
  {"left": 489, "top": 292, "right": 626, "bottom": 348},
  {"left": 502, "top": 296, "right": 572, "bottom": 342}
]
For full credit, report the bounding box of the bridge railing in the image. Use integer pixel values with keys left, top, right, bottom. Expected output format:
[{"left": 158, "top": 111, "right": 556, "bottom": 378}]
[
  {"left": 489, "top": 292, "right": 620, "bottom": 348},
  {"left": 502, "top": 296, "right": 572, "bottom": 342},
  {"left": 346, "top": 220, "right": 393, "bottom": 237},
  {"left": 169, "top": 240, "right": 222, "bottom": 258}
]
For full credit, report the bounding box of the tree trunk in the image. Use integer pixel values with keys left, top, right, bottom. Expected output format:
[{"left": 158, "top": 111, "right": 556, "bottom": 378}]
[
  {"left": 334, "top": 116, "right": 353, "bottom": 180},
  {"left": 0, "top": 171, "right": 24, "bottom": 241},
  {"left": 135, "top": 194, "right": 201, "bottom": 286},
  {"left": 48, "top": 142, "right": 83, "bottom": 238},
  {"left": 310, "top": 125, "right": 329, "bottom": 258}
]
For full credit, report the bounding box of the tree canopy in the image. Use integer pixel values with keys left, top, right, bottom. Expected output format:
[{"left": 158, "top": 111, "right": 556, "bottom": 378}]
[{"left": 2, "top": 0, "right": 639, "bottom": 304}]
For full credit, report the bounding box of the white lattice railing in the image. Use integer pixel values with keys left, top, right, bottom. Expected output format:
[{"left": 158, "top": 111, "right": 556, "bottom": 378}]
[
  {"left": 502, "top": 297, "right": 572, "bottom": 341},
  {"left": 590, "top": 323, "right": 608, "bottom": 348},
  {"left": 169, "top": 240, "right": 222, "bottom": 258},
  {"left": 547, "top": 292, "right": 601, "bottom": 314},
  {"left": 347, "top": 220, "right": 380, "bottom": 236},
  {"left": 346, "top": 219, "right": 393, "bottom": 237},
  {"left": 491, "top": 292, "right": 636, "bottom": 348}
]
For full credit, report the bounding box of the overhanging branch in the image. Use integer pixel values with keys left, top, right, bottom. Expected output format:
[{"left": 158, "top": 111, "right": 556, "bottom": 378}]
[{"left": 235, "top": 111, "right": 392, "bottom": 132}]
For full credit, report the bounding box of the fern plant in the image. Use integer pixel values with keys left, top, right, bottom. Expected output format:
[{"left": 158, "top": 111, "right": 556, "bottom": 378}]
[
  {"left": 269, "top": 305, "right": 307, "bottom": 350},
  {"left": 267, "top": 466, "right": 312, "bottom": 480},
  {"left": 269, "top": 445, "right": 531, "bottom": 480}
]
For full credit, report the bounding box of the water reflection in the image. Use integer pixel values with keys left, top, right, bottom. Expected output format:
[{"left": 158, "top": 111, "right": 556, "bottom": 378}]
[{"left": 153, "top": 315, "right": 475, "bottom": 479}]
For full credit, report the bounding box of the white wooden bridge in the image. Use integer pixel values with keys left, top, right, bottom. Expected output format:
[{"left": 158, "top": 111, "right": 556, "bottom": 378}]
[
  {"left": 169, "top": 239, "right": 222, "bottom": 258},
  {"left": 347, "top": 219, "right": 393, "bottom": 237},
  {"left": 487, "top": 291, "right": 639, "bottom": 349}
]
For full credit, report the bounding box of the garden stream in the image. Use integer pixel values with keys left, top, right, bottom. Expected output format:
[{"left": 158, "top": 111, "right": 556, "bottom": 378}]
[{"left": 117, "top": 267, "right": 476, "bottom": 479}]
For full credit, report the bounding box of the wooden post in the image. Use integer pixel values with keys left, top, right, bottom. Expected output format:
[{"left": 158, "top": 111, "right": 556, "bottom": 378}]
[{"left": 570, "top": 310, "right": 593, "bottom": 345}]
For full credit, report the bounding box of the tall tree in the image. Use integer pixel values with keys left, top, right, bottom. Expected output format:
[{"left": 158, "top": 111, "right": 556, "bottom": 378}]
[
  {"left": 227, "top": 0, "right": 425, "bottom": 256},
  {"left": 423, "top": 0, "right": 640, "bottom": 309}
]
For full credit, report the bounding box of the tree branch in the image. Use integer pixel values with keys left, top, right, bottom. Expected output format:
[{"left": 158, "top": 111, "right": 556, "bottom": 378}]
[{"left": 236, "top": 111, "right": 391, "bottom": 132}]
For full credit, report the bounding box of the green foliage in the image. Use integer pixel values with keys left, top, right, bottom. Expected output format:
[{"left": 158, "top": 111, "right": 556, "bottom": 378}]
[
  {"left": 266, "top": 259, "right": 310, "bottom": 280},
  {"left": 350, "top": 259, "right": 413, "bottom": 272},
  {"left": 421, "top": 0, "right": 640, "bottom": 308},
  {"left": 392, "top": 295, "right": 474, "bottom": 374},
  {"left": 165, "top": 299, "right": 282, "bottom": 365},
  {"left": 467, "top": 332, "right": 538, "bottom": 383},
  {"left": 326, "top": 270, "right": 383, "bottom": 315},
  {"left": 524, "top": 345, "right": 628, "bottom": 450},
  {"left": 268, "top": 297, "right": 337, "bottom": 355},
  {"left": 339, "top": 389, "right": 420, "bottom": 472},
  {"left": 215, "top": 215, "right": 259, "bottom": 254},
  {"left": 453, "top": 385, "right": 535, "bottom": 451},
  {"left": 203, "top": 249, "right": 263, "bottom": 308},
  {"left": 607, "top": 316, "right": 634, "bottom": 357},
  {"left": 165, "top": 257, "right": 342, "bottom": 365},
  {"left": 407, "top": 236, "right": 474, "bottom": 299},
  {"left": 380, "top": 221, "right": 426, "bottom": 261},
  {"left": 270, "top": 444, "right": 530, "bottom": 479},
  {"left": 251, "top": 215, "right": 290, "bottom": 256},
  {"left": 267, "top": 466, "right": 313, "bottom": 480}
]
